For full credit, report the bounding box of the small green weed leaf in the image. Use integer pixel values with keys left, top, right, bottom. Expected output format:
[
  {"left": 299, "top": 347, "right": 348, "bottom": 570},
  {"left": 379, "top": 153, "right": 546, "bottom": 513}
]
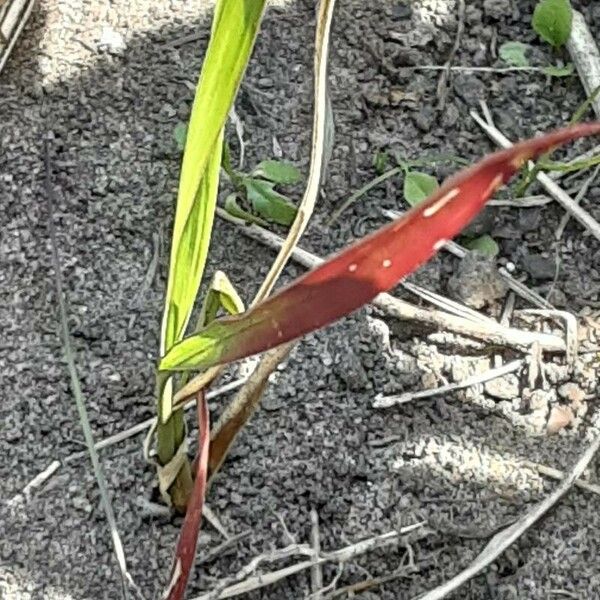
[
  {"left": 532, "top": 0, "right": 572, "bottom": 48},
  {"left": 199, "top": 270, "right": 245, "bottom": 328},
  {"left": 404, "top": 171, "right": 439, "bottom": 206},
  {"left": 173, "top": 122, "right": 188, "bottom": 151},
  {"left": 499, "top": 41, "right": 530, "bottom": 67},
  {"left": 373, "top": 151, "right": 389, "bottom": 175},
  {"left": 244, "top": 179, "right": 297, "bottom": 226},
  {"left": 464, "top": 234, "right": 500, "bottom": 257},
  {"left": 224, "top": 193, "right": 269, "bottom": 226},
  {"left": 542, "top": 63, "right": 574, "bottom": 77},
  {"left": 252, "top": 160, "right": 302, "bottom": 185}
]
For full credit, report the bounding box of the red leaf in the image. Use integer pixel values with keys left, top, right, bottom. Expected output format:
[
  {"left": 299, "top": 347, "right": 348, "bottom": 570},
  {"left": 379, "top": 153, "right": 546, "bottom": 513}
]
[
  {"left": 163, "top": 123, "right": 600, "bottom": 372},
  {"left": 164, "top": 391, "right": 210, "bottom": 600}
]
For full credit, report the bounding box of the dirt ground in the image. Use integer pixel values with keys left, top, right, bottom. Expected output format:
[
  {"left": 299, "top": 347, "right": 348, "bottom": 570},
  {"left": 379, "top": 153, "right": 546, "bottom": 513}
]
[{"left": 2, "top": 0, "right": 600, "bottom": 598}]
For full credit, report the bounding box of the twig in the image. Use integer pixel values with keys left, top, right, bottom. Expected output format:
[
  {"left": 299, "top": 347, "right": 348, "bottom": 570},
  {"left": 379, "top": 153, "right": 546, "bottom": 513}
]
[
  {"left": 522, "top": 460, "right": 600, "bottom": 497},
  {"left": 374, "top": 359, "right": 523, "bottom": 408},
  {"left": 310, "top": 509, "right": 323, "bottom": 599},
  {"left": 406, "top": 65, "right": 550, "bottom": 74},
  {"left": 198, "top": 531, "right": 252, "bottom": 566},
  {"left": 416, "top": 423, "right": 600, "bottom": 600},
  {"left": 65, "top": 378, "right": 247, "bottom": 463},
  {"left": 44, "top": 139, "right": 141, "bottom": 600},
  {"left": 436, "top": 0, "right": 465, "bottom": 110},
  {"left": 401, "top": 281, "right": 498, "bottom": 326},
  {"left": 8, "top": 379, "right": 246, "bottom": 508},
  {"left": 0, "top": 0, "right": 36, "bottom": 75},
  {"left": 218, "top": 208, "right": 567, "bottom": 353},
  {"left": 328, "top": 166, "right": 403, "bottom": 225},
  {"left": 471, "top": 110, "right": 600, "bottom": 242},
  {"left": 555, "top": 164, "right": 600, "bottom": 239},
  {"left": 566, "top": 10, "right": 600, "bottom": 119},
  {"left": 7, "top": 460, "right": 61, "bottom": 506},
  {"left": 193, "top": 522, "right": 426, "bottom": 600}
]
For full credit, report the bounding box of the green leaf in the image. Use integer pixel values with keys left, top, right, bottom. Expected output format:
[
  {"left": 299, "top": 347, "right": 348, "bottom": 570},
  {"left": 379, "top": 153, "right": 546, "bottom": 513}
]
[
  {"left": 464, "top": 234, "right": 500, "bottom": 257},
  {"left": 161, "top": 0, "right": 266, "bottom": 354},
  {"left": 198, "top": 270, "right": 245, "bottom": 328},
  {"left": 542, "top": 63, "right": 574, "bottom": 77},
  {"left": 532, "top": 0, "right": 572, "bottom": 48},
  {"left": 499, "top": 41, "right": 530, "bottom": 67},
  {"left": 173, "top": 122, "right": 188, "bottom": 151},
  {"left": 252, "top": 160, "right": 302, "bottom": 185},
  {"left": 373, "top": 151, "right": 389, "bottom": 175},
  {"left": 244, "top": 178, "right": 297, "bottom": 226},
  {"left": 403, "top": 171, "right": 439, "bottom": 206},
  {"left": 224, "top": 193, "right": 269, "bottom": 226}
]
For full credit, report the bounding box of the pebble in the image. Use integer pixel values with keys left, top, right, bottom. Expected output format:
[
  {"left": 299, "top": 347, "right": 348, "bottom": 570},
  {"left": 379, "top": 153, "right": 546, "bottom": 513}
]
[
  {"left": 522, "top": 254, "right": 556, "bottom": 281},
  {"left": 447, "top": 251, "right": 507, "bottom": 309}
]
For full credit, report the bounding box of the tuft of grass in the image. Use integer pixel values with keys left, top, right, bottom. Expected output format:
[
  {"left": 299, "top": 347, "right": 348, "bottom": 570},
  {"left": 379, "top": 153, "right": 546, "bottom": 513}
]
[{"left": 157, "top": 0, "right": 266, "bottom": 511}]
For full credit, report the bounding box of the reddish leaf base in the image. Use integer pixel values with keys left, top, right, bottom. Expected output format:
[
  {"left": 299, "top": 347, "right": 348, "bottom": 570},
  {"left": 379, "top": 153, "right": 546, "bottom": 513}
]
[{"left": 164, "top": 391, "right": 209, "bottom": 600}]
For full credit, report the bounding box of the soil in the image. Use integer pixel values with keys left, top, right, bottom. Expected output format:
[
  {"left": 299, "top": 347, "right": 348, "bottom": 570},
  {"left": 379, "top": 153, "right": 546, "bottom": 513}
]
[{"left": 2, "top": 1, "right": 600, "bottom": 599}]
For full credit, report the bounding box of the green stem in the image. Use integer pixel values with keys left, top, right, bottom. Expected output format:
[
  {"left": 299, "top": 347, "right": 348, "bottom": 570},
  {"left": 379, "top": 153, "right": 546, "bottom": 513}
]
[{"left": 156, "top": 376, "right": 193, "bottom": 512}]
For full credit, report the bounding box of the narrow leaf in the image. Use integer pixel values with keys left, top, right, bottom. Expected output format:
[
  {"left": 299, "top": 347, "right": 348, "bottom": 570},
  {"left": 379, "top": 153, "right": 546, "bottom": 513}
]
[
  {"left": 252, "top": 160, "right": 302, "bottom": 185},
  {"left": 198, "top": 270, "right": 245, "bottom": 328},
  {"left": 542, "top": 63, "right": 574, "bottom": 78},
  {"left": 404, "top": 171, "right": 439, "bottom": 206},
  {"left": 160, "top": 123, "right": 600, "bottom": 373},
  {"left": 224, "top": 193, "right": 269, "bottom": 226},
  {"left": 161, "top": 0, "right": 266, "bottom": 352},
  {"left": 244, "top": 178, "right": 297, "bottom": 226}
]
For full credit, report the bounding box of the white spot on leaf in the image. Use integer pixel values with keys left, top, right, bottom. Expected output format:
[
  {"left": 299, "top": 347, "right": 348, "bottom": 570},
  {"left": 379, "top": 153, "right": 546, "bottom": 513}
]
[
  {"left": 423, "top": 188, "right": 460, "bottom": 217},
  {"left": 382, "top": 259, "right": 392, "bottom": 268},
  {"left": 348, "top": 263, "right": 357, "bottom": 272}
]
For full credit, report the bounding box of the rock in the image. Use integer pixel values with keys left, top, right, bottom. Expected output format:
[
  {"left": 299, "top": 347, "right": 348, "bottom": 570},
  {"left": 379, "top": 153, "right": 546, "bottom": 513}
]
[
  {"left": 483, "top": 0, "right": 511, "bottom": 20},
  {"left": 441, "top": 103, "right": 460, "bottom": 128},
  {"left": 414, "top": 106, "right": 436, "bottom": 132},
  {"left": 447, "top": 251, "right": 507, "bottom": 309},
  {"left": 462, "top": 207, "right": 497, "bottom": 236},
  {"left": 547, "top": 405, "right": 574, "bottom": 434},
  {"left": 453, "top": 74, "right": 486, "bottom": 104},
  {"left": 558, "top": 382, "right": 586, "bottom": 404},
  {"left": 485, "top": 373, "right": 520, "bottom": 400},
  {"left": 98, "top": 26, "right": 126, "bottom": 54},
  {"left": 522, "top": 254, "right": 556, "bottom": 281},
  {"left": 335, "top": 349, "right": 369, "bottom": 391},
  {"left": 393, "top": 2, "right": 412, "bottom": 19}
]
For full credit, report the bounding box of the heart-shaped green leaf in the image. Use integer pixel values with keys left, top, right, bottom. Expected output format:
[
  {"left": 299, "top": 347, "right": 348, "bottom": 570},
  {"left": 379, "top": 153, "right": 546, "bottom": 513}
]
[{"left": 404, "top": 171, "right": 439, "bottom": 206}]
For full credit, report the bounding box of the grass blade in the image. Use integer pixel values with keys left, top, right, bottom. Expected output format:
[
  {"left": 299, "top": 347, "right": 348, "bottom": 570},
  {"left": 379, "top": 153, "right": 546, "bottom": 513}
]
[
  {"left": 160, "top": 123, "right": 600, "bottom": 373},
  {"left": 45, "top": 140, "right": 138, "bottom": 599},
  {"left": 160, "top": 0, "right": 266, "bottom": 379}
]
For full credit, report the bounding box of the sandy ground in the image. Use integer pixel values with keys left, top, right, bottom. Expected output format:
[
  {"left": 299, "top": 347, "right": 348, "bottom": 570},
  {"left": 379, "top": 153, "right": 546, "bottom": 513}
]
[{"left": 2, "top": 0, "right": 600, "bottom": 598}]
